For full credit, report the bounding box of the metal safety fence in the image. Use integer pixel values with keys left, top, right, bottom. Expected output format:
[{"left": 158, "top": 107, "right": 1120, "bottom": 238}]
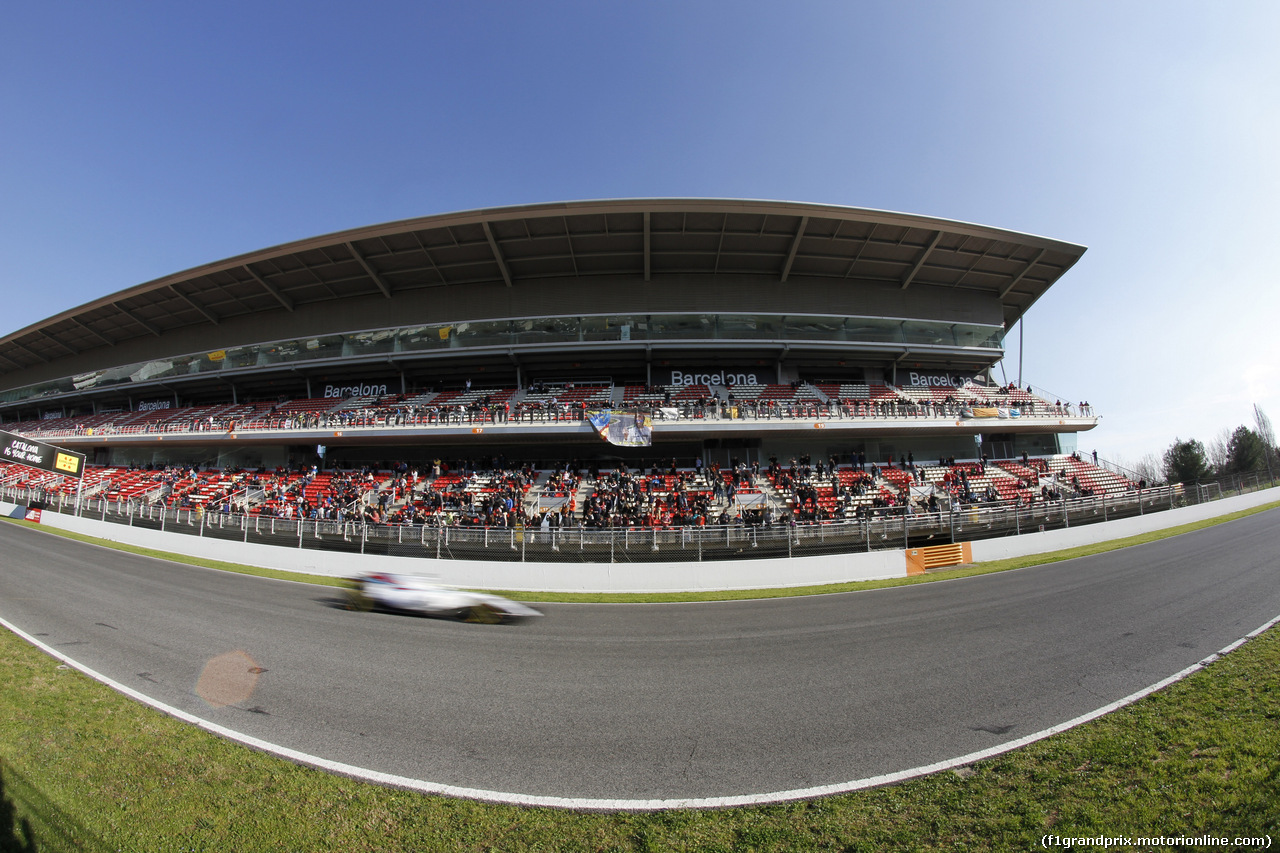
[{"left": 6, "top": 471, "right": 1274, "bottom": 565}]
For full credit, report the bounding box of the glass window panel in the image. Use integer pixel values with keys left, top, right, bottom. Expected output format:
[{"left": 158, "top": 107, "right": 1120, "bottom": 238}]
[
  {"left": 399, "top": 327, "right": 450, "bottom": 352},
  {"left": 781, "top": 317, "right": 845, "bottom": 341},
  {"left": 581, "top": 316, "right": 618, "bottom": 342},
  {"left": 0, "top": 312, "right": 1005, "bottom": 407},
  {"left": 843, "top": 319, "right": 901, "bottom": 343},
  {"left": 902, "top": 322, "right": 951, "bottom": 345},
  {"left": 348, "top": 330, "right": 397, "bottom": 355}
]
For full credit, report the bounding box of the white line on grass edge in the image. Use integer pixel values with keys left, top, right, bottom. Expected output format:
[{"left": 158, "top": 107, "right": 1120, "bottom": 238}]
[{"left": 4, "top": 611, "right": 1279, "bottom": 811}]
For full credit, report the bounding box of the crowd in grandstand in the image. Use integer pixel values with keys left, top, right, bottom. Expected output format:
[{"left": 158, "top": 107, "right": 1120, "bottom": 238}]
[
  {"left": 9, "top": 379, "right": 1097, "bottom": 442},
  {"left": 3, "top": 447, "right": 1137, "bottom": 534}
]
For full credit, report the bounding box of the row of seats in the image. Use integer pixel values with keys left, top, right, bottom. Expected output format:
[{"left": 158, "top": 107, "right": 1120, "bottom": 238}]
[
  {"left": 0, "top": 451, "right": 1139, "bottom": 527},
  {"left": 765, "top": 454, "right": 1138, "bottom": 519},
  {"left": 6, "top": 381, "right": 1077, "bottom": 439}
]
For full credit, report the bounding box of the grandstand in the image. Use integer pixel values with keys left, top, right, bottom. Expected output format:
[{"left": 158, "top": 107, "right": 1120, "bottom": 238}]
[
  {"left": 0, "top": 199, "right": 1104, "bottom": 529},
  {"left": 0, "top": 448, "right": 1135, "bottom": 532}
]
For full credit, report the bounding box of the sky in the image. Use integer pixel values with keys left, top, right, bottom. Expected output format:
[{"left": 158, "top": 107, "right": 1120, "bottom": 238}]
[{"left": 1, "top": 1, "right": 1277, "bottom": 464}]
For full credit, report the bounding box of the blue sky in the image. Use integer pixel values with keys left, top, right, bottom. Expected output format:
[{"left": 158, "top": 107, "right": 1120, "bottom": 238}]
[{"left": 2, "top": 1, "right": 1277, "bottom": 464}]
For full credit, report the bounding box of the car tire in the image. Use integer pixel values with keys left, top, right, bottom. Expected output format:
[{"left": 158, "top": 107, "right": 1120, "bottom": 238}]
[
  {"left": 464, "top": 604, "right": 502, "bottom": 624},
  {"left": 344, "top": 588, "right": 373, "bottom": 612}
]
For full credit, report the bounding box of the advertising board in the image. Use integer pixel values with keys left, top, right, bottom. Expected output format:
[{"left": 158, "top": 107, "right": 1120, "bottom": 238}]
[{"left": 0, "top": 429, "right": 86, "bottom": 479}]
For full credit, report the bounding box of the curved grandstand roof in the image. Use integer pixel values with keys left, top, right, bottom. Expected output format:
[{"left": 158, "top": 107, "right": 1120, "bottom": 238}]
[{"left": 0, "top": 199, "right": 1084, "bottom": 381}]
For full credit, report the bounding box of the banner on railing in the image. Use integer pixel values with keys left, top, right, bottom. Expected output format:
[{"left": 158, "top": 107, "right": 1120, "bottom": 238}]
[
  {"left": 961, "top": 407, "right": 1022, "bottom": 420},
  {"left": 0, "top": 428, "right": 86, "bottom": 479},
  {"left": 587, "top": 410, "right": 653, "bottom": 446}
]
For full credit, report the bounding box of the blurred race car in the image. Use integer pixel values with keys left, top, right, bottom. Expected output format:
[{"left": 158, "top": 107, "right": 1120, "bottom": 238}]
[{"left": 344, "top": 572, "right": 542, "bottom": 623}]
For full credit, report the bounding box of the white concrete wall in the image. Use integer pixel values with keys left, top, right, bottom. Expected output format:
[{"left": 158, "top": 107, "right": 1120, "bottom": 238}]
[
  {"left": 6, "top": 486, "right": 1276, "bottom": 593},
  {"left": 969, "top": 487, "right": 1279, "bottom": 562},
  {"left": 1, "top": 501, "right": 904, "bottom": 592}
]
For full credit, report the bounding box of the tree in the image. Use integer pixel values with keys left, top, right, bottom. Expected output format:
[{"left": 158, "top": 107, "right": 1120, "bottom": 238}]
[
  {"left": 1225, "top": 425, "right": 1266, "bottom": 474},
  {"left": 1163, "top": 438, "right": 1211, "bottom": 484},
  {"left": 1206, "top": 427, "right": 1232, "bottom": 475},
  {"left": 1132, "top": 452, "right": 1163, "bottom": 485},
  {"left": 1254, "top": 404, "right": 1276, "bottom": 480}
]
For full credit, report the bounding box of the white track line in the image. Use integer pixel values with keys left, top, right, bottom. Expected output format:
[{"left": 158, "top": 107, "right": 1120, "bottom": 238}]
[{"left": 5, "top": 611, "right": 1279, "bottom": 811}]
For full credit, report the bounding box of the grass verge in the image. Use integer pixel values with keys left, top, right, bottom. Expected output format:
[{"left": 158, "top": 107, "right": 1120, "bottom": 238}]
[
  {"left": 2, "top": 609, "right": 1278, "bottom": 851},
  {"left": 3, "top": 499, "right": 1279, "bottom": 602},
  {"left": 1, "top": 500, "right": 1278, "bottom": 849}
]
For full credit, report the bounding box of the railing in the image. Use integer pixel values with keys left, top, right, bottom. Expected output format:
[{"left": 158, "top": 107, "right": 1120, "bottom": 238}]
[
  {"left": 78, "top": 477, "right": 112, "bottom": 499},
  {"left": 9, "top": 472, "right": 1276, "bottom": 566},
  {"left": 1091, "top": 455, "right": 1146, "bottom": 484},
  {"left": 12, "top": 399, "right": 1098, "bottom": 442},
  {"left": 226, "top": 487, "right": 255, "bottom": 513},
  {"left": 240, "top": 486, "right": 266, "bottom": 506},
  {"left": 133, "top": 482, "right": 168, "bottom": 505}
]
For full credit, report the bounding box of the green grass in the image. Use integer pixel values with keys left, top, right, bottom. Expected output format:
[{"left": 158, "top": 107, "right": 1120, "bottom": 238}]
[
  {"left": 5, "top": 498, "right": 1279, "bottom": 602},
  {"left": 2, "top": 609, "right": 1278, "bottom": 851},
  {"left": 2, "top": 500, "right": 1279, "bottom": 851}
]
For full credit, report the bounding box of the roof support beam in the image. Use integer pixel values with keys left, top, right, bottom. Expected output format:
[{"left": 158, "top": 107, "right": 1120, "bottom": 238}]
[
  {"left": 305, "top": 252, "right": 340, "bottom": 299},
  {"left": 900, "top": 231, "right": 943, "bottom": 290},
  {"left": 712, "top": 218, "right": 727, "bottom": 274},
  {"left": 169, "top": 285, "right": 220, "bottom": 325},
  {"left": 244, "top": 265, "right": 295, "bottom": 311},
  {"left": 38, "top": 329, "right": 79, "bottom": 357},
  {"left": 410, "top": 232, "right": 448, "bottom": 285},
  {"left": 0, "top": 351, "right": 24, "bottom": 370},
  {"left": 780, "top": 216, "right": 809, "bottom": 283},
  {"left": 71, "top": 317, "right": 115, "bottom": 347},
  {"left": 843, "top": 224, "right": 875, "bottom": 278},
  {"left": 12, "top": 339, "right": 50, "bottom": 363},
  {"left": 643, "top": 212, "right": 651, "bottom": 281},
  {"left": 1000, "top": 248, "right": 1047, "bottom": 298},
  {"left": 562, "top": 218, "right": 579, "bottom": 276},
  {"left": 482, "top": 221, "right": 514, "bottom": 287},
  {"left": 114, "top": 303, "right": 163, "bottom": 337},
  {"left": 345, "top": 242, "right": 393, "bottom": 298},
  {"left": 952, "top": 238, "right": 991, "bottom": 289}
]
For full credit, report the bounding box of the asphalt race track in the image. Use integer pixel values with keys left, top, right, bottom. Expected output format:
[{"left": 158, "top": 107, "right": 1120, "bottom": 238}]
[{"left": 2, "top": 509, "right": 1278, "bottom": 807}]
